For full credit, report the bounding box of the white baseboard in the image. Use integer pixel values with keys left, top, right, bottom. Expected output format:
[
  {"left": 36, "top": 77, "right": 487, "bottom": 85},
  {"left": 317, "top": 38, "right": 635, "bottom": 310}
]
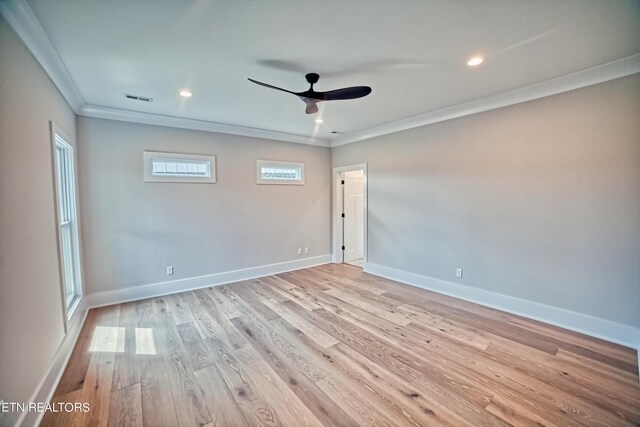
[
  {"left": 364, "top": 262, "right": 640, "bottom": 349},
  {"left": 16, "top": 300, "right": 88, "bottom": 427},
  {"left": 86, "top": 254, "right": 332, "bottom": 308}
]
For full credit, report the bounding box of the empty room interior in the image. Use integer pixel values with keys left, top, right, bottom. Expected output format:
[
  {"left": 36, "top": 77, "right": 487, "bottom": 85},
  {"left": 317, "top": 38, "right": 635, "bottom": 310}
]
[{"left": 1, "top": 0, "right": 640, "bottom": 426}]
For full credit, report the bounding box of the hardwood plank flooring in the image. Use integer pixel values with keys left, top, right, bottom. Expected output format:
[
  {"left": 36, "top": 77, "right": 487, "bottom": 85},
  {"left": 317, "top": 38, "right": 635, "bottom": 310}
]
[{"left": 41, "top": 264, "right": 640, "bottom": 426}]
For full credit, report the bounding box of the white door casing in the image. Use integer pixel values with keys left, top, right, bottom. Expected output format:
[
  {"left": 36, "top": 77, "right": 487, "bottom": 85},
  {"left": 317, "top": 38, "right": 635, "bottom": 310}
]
[
  {"left": 332, "top": 163, "right": 367, "bottom": 265},
  {"left": 343, "top": 170, "right": 364, "bottom": 262}
]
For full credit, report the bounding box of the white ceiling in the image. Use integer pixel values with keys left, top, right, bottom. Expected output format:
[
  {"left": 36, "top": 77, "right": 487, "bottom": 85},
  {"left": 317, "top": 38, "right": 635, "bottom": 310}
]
[{"left": 19, "top": 0, "right": 640, "bottom": 144}]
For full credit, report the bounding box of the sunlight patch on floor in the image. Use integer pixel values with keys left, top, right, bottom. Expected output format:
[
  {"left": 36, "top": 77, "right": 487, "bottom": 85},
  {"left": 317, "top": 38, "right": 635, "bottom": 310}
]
[
  {"left": 89, "top": 326, "right": 125, "bottom": 353},
  {"left": 135, "top": 327, "right": 157, "bottom": 355}
]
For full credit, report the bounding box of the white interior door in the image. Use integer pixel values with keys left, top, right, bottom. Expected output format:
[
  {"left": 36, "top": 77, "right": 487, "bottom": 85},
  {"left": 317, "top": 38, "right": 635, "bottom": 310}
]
[{"left": 343, "top": 170, "right": 364, "bottom": 263}]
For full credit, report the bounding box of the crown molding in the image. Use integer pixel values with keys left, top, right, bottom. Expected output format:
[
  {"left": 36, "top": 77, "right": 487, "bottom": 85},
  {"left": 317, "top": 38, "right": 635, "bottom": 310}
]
[
  {"left": 3, "top": 0, "right": 638, "bottom": 148},
  {"left": 0, "top": 0, "right": 327, "bottom": 146},
  {"left": 79, "top": 105, "right": 331, "bottom": 147},
  {"left": 0, "top": 0, "right": 84, "bottom": 112},
  {"left": 331, "top": 54, "right": 640, "bottom": 147}
]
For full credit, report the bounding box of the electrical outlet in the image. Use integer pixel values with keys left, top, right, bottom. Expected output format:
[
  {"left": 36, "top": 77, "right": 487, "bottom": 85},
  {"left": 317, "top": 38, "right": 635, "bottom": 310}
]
[
  {"left": 456, "top": 268, "right": 463, "bottom": 278},
  {"left": 297, "top": 248, "right": 302, "bottom": 255},
  {"left": 304, "top": 247, "right": 309, "bottom": 254},
  {"left": 167, "top": 266, "right": 174, "bottom": 275}
]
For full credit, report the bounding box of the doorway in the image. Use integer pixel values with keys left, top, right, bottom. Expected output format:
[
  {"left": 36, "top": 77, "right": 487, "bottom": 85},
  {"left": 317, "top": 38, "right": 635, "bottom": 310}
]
[{"left": 332, "top": 164, "right": 367, "bottom": 268}]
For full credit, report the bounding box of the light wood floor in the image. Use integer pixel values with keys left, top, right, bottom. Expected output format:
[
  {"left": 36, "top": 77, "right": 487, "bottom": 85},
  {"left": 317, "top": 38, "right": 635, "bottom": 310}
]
[{"left": 42, "top": 264, "right": 640, "bottom": 426}]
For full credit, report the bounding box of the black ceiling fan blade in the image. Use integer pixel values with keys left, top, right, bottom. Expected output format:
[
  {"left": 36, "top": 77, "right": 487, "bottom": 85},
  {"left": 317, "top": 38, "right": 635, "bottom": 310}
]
[
  {"left": 305, "top": 102, "right": 319, "bottom": 115},
  {"left": 249, "top": 73, "right": 371, "bottom": 112},
  {"left": 247, "top": 78, "right": 296, "bottom": 95},
  {"left": 311, "top": 86, "right": 372, "bottom": 101}
]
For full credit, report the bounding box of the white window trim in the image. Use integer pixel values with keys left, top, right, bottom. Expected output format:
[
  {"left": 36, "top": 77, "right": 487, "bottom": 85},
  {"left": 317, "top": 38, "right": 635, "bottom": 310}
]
[
  {"left": 256, "top": 160, "right": 305, "bottom": 185},
  {"left": 144, "top": 151, "right": 216, "bottom": 183},
  {"left": 50, "top": 122, "right": 83, "bottom": 328}
]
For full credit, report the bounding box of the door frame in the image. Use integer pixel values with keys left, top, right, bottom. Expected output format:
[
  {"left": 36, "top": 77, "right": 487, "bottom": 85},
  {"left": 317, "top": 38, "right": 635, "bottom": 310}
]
[{"left": 332, "top": 163, "right": 368, "bottom": 265}]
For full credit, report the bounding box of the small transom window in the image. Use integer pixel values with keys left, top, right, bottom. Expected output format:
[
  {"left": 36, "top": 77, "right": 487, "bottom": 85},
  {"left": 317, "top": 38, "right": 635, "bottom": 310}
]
[
  {"left": 257, "top": 160, "right": 305, "bottom": 185},
  {"left": 144, "top": 151, "right": 216, "bottom": 183},
  {"left": 152, "top": 158, "right": 210, "bottom": 177}
]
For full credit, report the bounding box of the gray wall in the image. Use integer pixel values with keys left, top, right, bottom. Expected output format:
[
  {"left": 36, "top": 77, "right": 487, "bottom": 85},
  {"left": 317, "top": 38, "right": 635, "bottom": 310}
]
[
  {"left": 0, "top": 15, "right": 77, "bottom": 424},
  {"left": 333, "top": 74, "right": 640, "bottom": 328},
  {"left": 77, "top": 117, "right": 331, "bottom": 295}
]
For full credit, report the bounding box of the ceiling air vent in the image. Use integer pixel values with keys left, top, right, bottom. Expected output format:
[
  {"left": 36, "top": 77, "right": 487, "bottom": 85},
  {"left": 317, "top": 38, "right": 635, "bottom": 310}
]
[{"left": 125, "top": 93, "right": 153, "bottom": 102}]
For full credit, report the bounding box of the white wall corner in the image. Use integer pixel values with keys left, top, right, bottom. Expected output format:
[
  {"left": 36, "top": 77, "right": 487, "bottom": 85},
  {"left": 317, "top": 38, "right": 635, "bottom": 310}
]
[
  {"left": 16, "top": 298, "right": 88, "bottom": 427},
  {"left": 364, "top": 262, "right": 640, "bottom": 350},
  {"left": 0, "top": 0, "right": 84, "bottom": 112},
  {"left": 86, "top": 254, "right": 332, "bottom": 308}
]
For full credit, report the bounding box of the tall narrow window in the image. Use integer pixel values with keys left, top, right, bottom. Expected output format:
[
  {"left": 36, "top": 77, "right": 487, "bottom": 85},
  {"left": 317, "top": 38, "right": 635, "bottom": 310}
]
[{"left": 51, "top": 124, "right": 81, "bottom": 318}]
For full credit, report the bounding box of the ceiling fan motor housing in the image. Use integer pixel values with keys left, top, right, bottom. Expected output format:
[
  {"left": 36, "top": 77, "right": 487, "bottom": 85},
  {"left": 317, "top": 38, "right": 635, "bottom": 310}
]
[{"left": 305, "top": 73, "right": 320, "bottom": 85}]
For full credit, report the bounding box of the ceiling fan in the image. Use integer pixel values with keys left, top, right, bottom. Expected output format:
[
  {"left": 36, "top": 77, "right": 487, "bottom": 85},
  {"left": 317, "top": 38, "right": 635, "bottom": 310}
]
[{"left": 247, "top": 73, "right": 372, "bottom": 114}]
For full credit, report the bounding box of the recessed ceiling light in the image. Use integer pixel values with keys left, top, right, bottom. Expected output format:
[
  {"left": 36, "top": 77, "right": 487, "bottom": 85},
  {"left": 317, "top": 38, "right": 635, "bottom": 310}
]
[
  {"left": 179, "top": 90, "right": 192, "bottom": 98},
  {"left": 315, "top": 118, "right": 324, "bottom": 124},
  {"left": 467, "top": 56, "right": 484, "bottom": 67}
]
